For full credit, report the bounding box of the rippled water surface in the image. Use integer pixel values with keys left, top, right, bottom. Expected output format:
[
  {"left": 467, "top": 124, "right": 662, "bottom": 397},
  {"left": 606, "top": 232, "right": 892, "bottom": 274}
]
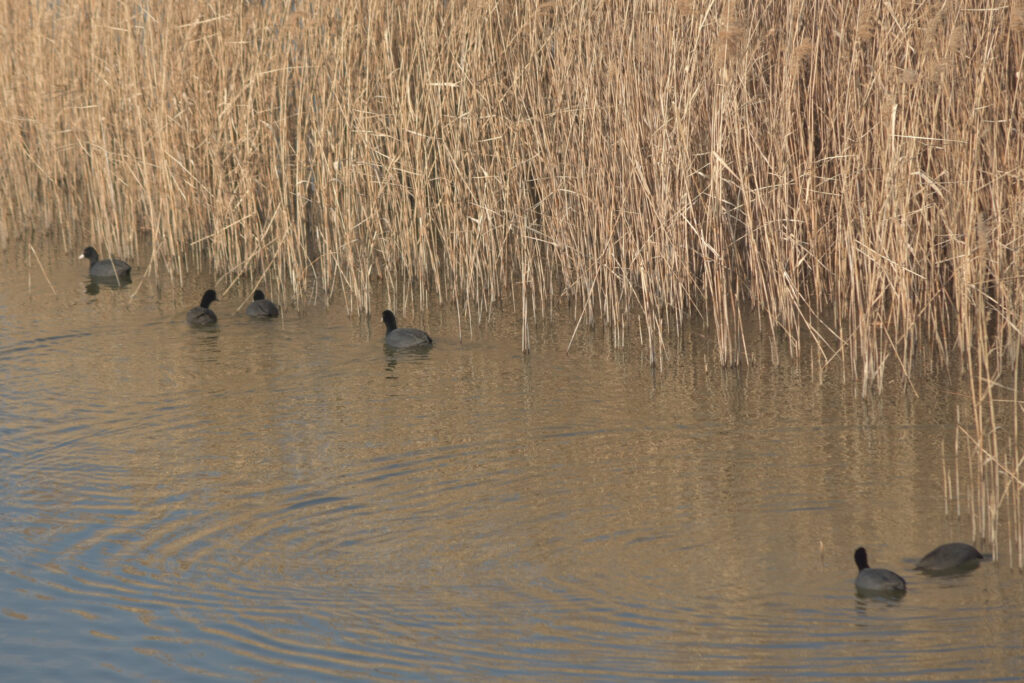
[{"left": 1, "top": 250, "right": 1023, "bottom": 681}]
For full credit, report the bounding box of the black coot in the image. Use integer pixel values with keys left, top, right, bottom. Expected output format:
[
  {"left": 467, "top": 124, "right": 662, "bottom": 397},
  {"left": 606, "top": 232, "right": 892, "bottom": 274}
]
[
  {"left": 80, "top": 246, "right": 131, "bottom": 280},
  {"left": 915, "top": 543, "right": 983, "bottom": 573},
  {"left": 187, "top": 289, "right": 219, "bottom": 327},
  {"left": 246, "top": 290, "right": 280, "bottom": 318},
  {"left": 382, "top": 310, "right": 432, "bottom": 348},
  {"left": 854, "top": 547, "right": 906, "bottom": 594}
]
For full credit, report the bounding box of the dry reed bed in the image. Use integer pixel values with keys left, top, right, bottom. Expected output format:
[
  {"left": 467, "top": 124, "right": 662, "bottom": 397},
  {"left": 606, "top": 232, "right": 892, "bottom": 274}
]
[
  {"left": 1, "top": 0, "right": 1024, "bottom": 560},
  {"left": 954, "top": 349, "right": 1024, "bottom": 568}
]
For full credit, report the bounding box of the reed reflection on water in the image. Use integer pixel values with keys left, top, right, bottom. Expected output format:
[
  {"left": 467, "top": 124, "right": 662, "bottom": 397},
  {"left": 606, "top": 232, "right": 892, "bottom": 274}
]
[{"left": 0, "top": 252, "right": 1022, "bottom": 680}]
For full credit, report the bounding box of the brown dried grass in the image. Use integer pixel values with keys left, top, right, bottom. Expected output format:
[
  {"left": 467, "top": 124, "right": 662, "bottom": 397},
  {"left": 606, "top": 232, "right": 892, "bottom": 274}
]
[{"left": 0, "top": 0, "right": 1015, "bottom": 369}]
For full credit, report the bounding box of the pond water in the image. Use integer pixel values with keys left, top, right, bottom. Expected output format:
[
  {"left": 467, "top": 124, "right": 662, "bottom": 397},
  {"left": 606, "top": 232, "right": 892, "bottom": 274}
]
[{"left": 1, "top": 249, "right": 1022, "bottom": 681}]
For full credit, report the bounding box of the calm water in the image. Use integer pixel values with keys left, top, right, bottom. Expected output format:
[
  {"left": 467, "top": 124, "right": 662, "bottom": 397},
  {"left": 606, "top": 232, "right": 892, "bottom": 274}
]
[{"left": 1, "top": 249, "right": 1022, "bottom": 681}]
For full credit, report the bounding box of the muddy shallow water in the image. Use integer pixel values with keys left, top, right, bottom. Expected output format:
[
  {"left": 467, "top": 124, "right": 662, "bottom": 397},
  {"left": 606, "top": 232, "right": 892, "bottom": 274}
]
[{"left": 0, "top": 249, "right": 1021, "bottom": 680}]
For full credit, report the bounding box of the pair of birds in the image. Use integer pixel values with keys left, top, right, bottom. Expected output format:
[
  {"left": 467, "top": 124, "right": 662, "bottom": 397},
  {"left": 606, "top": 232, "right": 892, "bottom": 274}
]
[
  {"left": 186, "top": 289, "right": 279, "bottom": 326},
  {"left": 854, "top": 542, "right": 983, "bottom": 594}
]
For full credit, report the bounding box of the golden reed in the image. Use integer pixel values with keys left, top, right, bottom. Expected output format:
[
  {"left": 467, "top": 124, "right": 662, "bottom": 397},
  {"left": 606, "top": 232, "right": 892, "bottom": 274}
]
[{"left": 1, "top": 1, "right": 1023, "bottom": 560}]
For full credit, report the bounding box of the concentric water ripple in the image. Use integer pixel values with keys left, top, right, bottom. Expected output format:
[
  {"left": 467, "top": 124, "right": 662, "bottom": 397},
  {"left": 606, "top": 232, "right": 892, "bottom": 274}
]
[{"left": 1, "top": 256, "right": 1023, "bottom": 680}]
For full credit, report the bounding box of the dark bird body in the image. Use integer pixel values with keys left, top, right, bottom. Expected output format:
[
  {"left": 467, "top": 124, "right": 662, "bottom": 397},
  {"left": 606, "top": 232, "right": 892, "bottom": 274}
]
[
  {"left": 80, "top": 246, "right": 131, "bottom": 280},
  {"left": 382, "top": 310, "right": 432, "bottom": 348},
  {"left": 854, "top": 547, "right": 906, "bottom": 594},
  {"left": 916, "top": 543, "right": 983, "bottom": 573},
  {"left": 246, "top": 290, "right": 279, "bottom": 318},
  {"left": 187, "top": 289, "right": 219, "bottom": 327}
]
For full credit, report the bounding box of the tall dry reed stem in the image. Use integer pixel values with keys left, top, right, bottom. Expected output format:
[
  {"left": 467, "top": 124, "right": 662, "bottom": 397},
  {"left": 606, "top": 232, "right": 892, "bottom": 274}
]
[{"left": 956, "top": 353, "right": 1024, "bottom": 568}]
